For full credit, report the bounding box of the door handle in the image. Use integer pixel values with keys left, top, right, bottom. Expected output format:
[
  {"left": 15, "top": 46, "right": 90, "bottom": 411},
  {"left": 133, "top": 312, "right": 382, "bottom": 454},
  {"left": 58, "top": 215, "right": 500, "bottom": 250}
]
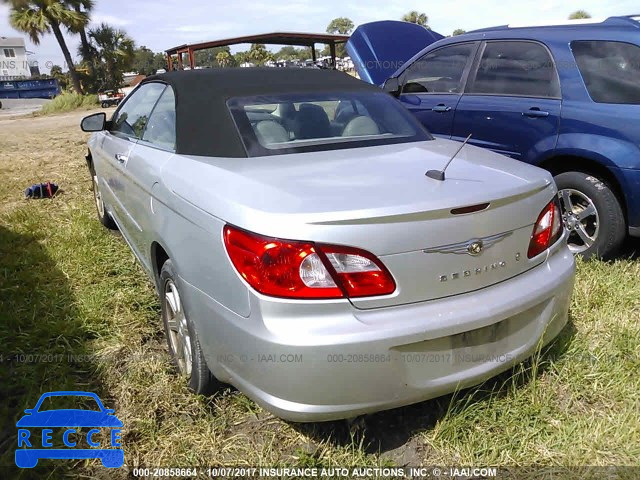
[
  {"left": 115, "top": 154, "right": 128, "bottom": 163},
  {"left": 432, "top": 104, "right": 452, "bottom": 113},
  {"left": 522, "top": 108, "right": 549, "bottom": 118}
]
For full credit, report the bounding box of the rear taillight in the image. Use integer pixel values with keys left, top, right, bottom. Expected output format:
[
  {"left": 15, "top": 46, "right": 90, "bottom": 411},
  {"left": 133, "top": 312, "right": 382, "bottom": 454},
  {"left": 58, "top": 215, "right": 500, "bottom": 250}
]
[
  {"left": 528, "top": 199, "right": 563, "bottom": 258},
  {"left": 223, "top": 225, "right": 396, "bottom": 299}
]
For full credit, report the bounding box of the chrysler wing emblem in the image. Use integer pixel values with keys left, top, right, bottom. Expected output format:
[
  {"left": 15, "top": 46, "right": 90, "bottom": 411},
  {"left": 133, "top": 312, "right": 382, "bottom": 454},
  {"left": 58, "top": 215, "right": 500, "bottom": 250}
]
[
  {"left": 423, "top": 231, "right": 513, "bottom": 256},
  {"left": 467, "top": 241, "right": 483, "bottom": 256}
]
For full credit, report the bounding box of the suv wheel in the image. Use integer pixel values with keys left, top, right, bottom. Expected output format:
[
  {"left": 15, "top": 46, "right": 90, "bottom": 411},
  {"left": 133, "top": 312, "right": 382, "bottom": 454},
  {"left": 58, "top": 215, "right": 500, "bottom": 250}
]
[
  {"left": 90, "top": 167, "right": 117, "bottom": 230},
  {"left": 554, "top": 171, "right": 625, "bottom": 260},
  {"left": 160, "top": 259, "right": 217, "bottom": 394}
]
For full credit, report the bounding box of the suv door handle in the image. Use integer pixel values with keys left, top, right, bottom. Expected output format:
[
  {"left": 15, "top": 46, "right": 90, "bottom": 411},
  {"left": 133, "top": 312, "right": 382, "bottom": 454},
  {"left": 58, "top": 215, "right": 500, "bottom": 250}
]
[
  {"left": 115, "top": 154, "right": 128, "bottom": 163},
  {"left": 522, "top": 108, "right": 549, "bottom": 118},
  {"left": 432, "top": 104, "right": 452, "bottom": 113}
]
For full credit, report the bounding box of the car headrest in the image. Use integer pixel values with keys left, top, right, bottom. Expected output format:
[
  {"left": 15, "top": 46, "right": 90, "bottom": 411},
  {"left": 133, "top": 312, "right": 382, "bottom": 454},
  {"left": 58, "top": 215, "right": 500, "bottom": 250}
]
[
  {"left": 293, "top": 103, "right": 331, "bottom": 139},
  {"left": 342, "top": 115, "right": 380, "bottom": 137},
  {"left": 254, "top": 120, "right": 290, "bottom": 146}
]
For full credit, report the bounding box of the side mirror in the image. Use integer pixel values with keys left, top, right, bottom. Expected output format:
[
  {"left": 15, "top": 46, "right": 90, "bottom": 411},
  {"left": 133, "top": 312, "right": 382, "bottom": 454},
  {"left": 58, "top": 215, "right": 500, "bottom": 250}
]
[
  {"left": 105, "top": 408, "right": 115, "bottom": 414},
  {"left": 24, "top": 409, "right": 34, "bottom": 414},
  {"left": 383, "top": 77, "right": 401, "bottom": 96},
  {"left": 81, "top": 112, "right": 107, "bottom": 132}
]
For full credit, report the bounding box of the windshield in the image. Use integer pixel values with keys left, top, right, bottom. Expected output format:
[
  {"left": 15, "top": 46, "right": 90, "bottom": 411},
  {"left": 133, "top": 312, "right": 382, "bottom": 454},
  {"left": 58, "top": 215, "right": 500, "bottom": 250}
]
[{"left": 228, "top": 91, "right": 432, "bottom": 157}]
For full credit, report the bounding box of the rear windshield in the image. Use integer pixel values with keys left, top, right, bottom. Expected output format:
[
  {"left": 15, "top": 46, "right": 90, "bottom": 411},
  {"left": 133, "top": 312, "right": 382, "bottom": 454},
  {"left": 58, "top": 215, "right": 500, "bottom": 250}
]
[{"left": 227, "top": 91, "right": 432, "bottom": 157}]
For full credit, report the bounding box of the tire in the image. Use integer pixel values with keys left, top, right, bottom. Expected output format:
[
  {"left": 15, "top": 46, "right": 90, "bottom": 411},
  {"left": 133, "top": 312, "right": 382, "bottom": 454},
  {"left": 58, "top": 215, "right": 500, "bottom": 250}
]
[
  {"left": 89, "top": 166, "right": 118, "bottom": 230},
  {"left": 160, "top": 259, "right": 217, "bottom": 394},
  {"left": 101, "top": 101, "right": 109, "bottom": 108},
  {"left": 554, "top": 171, "right": 626, "bottom": 260}
]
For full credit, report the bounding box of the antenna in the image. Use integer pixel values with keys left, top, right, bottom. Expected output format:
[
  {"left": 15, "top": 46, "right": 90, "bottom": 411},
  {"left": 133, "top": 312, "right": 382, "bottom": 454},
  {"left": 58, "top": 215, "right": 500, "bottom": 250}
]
[{"left": 426, "top": 134, "right": 472, "bottom": 181}]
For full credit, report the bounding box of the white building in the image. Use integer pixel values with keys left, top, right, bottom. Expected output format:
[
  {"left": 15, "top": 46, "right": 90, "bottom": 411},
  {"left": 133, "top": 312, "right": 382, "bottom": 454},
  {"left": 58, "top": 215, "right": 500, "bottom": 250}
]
[{"left": 0, "top": 37, "right": 31, "bottom": 80}]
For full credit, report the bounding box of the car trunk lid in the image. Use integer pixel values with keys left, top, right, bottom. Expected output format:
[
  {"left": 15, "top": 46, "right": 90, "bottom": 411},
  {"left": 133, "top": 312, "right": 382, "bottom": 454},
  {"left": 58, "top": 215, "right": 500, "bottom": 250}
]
[{"left": 169, "top": 140, "right": 556, "bottom": 308}]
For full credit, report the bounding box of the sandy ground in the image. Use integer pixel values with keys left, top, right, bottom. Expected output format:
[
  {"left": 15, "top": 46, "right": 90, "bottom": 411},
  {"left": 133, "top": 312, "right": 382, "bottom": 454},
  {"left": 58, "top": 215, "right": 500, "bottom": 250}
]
[
  {"left": 0, "top": 106, "right": 108, "bottom": 130},
  {"left": 0, "top": 98, "right": 52, "bottom": 117}
]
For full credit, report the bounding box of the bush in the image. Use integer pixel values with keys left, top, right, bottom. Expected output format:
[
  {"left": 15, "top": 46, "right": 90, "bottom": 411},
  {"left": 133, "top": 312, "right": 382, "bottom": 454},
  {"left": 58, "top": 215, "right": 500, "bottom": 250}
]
[{"left": 39, "top": 92, "right": 99, "bottom": 115}]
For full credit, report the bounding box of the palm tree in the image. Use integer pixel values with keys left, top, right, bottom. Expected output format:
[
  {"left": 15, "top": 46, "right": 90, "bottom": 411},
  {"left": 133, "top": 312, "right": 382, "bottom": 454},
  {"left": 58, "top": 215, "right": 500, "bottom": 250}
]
[
  {"left": 69, "top": 0, "right": 94, "bottom": 76},
  {"left": 88, "top": 23, "right": 135, "bottom": 91},
  {"left": 402, "top": 11, "right": 429, "bottom": 28},
  {"left": 4, "top": 0, "right": 87, "bottom": 93},
  {"left": 216, "top": 50, "right": 232, "bottom": 68},
  {"left": 248, "top": 44, "right": 274, "bottom": 65}
]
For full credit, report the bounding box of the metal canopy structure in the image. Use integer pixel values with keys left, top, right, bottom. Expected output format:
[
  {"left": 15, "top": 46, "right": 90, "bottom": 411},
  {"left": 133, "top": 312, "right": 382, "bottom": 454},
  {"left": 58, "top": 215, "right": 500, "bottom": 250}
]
[{"left": 165, "top": 32, "right": 350, "bottom": 71}]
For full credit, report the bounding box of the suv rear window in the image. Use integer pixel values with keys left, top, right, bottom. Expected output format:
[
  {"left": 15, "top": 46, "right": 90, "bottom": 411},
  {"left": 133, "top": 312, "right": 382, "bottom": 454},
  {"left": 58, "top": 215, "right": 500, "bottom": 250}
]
[
  {"left": 228, "top": 92, "right": 431, "bottom": 157},
  {"left": 571, "top": 41, "right": 640, "bottom": 104}
]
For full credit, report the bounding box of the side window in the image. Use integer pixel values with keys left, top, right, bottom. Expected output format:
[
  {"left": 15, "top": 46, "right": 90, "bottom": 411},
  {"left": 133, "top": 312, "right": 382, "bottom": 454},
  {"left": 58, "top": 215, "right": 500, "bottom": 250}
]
[
  {"left": 142, "top": 87, "right": 176, "bottom": 150},
  {"left": 571, "top": 41, "right": 640, "bottom": 104},
  {"left": 468, "top": 41, "right": 560, "bottom": 98},
  {"left": 401, "top": 43, "right": 475, "bottom": 94},
  {"left": 110, "top": 83, "right": 166, "bottom": 140}
]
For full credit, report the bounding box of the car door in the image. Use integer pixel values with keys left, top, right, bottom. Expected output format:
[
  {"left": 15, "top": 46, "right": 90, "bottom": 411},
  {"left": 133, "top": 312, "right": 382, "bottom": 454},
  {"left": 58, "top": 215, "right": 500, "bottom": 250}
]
[
  {"left": 121, "top": 85, "right": 176, "bottom": 269},
  {"left": 97, "top": 82, "right": 166, "bottom": 247},
  {"left": 452, "top": 40, "right": 561, "bottom": 162},
  {"left": 396, "top": 42, "right": 478, "bottom": 138}
]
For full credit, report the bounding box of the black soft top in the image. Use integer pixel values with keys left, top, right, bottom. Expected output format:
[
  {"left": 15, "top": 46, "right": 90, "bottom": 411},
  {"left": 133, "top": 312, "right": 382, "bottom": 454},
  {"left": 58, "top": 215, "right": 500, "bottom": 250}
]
[{"left": 143, "top": 68, "right": 381, "bottom": 158}]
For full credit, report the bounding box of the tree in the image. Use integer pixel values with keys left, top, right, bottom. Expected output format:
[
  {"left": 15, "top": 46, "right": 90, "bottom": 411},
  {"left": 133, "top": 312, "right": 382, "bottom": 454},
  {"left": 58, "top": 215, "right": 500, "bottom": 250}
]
[
  {"left": 68, "top": 0, "right": 94, "bottom": 79},
  {"left": 248, "top": 43, "right": 274, "bottom": 65},
  {"left": 87, "top": 23, "right": 135, "bottom": 91},
  {"left": 452, "top": 29, "right": 467, "bottom": 36},
  {"left": 234, "top": 51, "right": 250, "bottom": 65},
  {"left": 402, "top": 11, "right": 429, "bottom": 28},
  {"left": 569, "top": 10, "right": 591, "bottom": 19},
  {"left": 325, "top": 17, "right": 354, "bottom": 58},
  {"left": 326, "top": 17, "right": 354, "bottom": 35},
  {"left": 5, "top": 0, "right": 87, "bottom": 93},
  {"left": 153, "top": 52, "right": 167, "bottom": 72},
  {"left": 275, "top": 46, "right": 300, "bottom": 61},
  {"left": 216, "top": 50, "right": 232, "bottom": 68},
  {"left": 49, "top": 63, "right": 69, "bottom": 89},
  {"left": 194, "top": 46, "right": 232, "bottom": 68},
  {"left": 132, "top": 46, "right": 155, "bottom": 75}
]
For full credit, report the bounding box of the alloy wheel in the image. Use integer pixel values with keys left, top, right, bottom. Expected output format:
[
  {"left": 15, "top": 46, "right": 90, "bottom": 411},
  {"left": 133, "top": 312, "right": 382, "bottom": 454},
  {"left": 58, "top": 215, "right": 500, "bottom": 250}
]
[
  {"left": 164, "top": 279, "right": 192, "bottom": 377},
  {"left": 93, "top": 175, "right": 105, "bottom": 218},
  {"left": 558, "top": 188, "right": 599, "bottom": 254}
]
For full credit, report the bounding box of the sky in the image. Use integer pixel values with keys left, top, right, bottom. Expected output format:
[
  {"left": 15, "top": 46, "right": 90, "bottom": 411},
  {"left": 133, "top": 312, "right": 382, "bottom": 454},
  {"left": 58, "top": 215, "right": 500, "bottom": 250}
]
[{"left": 1, "top": 0, "right": 638, "bottom": 73}]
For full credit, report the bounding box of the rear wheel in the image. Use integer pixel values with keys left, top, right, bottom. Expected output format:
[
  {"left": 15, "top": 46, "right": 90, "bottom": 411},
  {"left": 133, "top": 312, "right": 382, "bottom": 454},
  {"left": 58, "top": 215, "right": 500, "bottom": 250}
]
[
  {"left": 90, "top": 166, "right": 117, "bottom": 230},
  {"left": 160, "top": 259, "right": 217, "bottom": 394},
  {"left": 554, "top": 171, "right": 625, "bottom": 260}
]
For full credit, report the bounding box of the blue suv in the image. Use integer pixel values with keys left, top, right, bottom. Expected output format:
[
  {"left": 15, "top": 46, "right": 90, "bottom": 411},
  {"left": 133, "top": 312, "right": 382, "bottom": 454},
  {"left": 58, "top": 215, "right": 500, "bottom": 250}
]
[{"left": 348, "top": 15, "right": 640, "bottom": 259}]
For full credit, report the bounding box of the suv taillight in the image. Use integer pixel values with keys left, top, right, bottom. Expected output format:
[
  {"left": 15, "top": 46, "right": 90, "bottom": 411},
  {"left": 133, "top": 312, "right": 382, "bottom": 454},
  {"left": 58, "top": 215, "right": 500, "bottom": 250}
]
[
  {"left": 528, "top": 199, "right": 563, "bottom": 258},
  {"left": 223, "top": 225, "right": 396, "bottom": 299}
]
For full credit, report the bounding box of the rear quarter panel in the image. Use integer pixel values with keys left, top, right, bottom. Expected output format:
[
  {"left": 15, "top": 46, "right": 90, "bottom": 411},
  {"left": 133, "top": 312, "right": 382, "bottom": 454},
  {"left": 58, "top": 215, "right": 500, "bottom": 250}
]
[{"left": 147, "top": 173, "right": 251, "bottom": 318}]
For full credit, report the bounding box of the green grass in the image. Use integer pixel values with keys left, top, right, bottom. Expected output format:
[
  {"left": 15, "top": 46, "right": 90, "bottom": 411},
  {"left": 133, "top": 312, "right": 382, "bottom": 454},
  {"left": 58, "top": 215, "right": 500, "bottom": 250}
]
[
  {"left": 38, "top": 92, "right": 99, "bottom": 115},
  {"left": 1, "top": 114, "right": 639, "bottom": 478}
]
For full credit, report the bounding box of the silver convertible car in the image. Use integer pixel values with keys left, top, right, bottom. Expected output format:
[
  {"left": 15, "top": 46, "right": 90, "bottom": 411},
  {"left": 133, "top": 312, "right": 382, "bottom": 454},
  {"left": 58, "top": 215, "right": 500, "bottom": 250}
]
[{"left": 81, "top": 68, "right": 575, "bottom": 422}]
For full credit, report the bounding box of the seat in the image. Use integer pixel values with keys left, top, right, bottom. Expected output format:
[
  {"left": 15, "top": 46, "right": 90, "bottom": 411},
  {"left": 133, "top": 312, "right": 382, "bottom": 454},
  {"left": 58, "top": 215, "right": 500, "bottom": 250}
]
[
  {"left": 293, "top": 103, "right": 331, "bottom": 139},
  {"left": 342, "top": 115, "right": 381, "bottom": 137},
  {"left": 279, "top": 102, "right": 298, "bottom": 134},
  {"left": 254, "top": 120, "right": 290, "bottom": 146}
]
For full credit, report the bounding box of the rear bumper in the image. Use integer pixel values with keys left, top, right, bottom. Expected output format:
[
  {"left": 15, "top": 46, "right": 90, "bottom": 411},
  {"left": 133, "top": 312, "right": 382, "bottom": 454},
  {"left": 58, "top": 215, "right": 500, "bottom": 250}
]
[{"left": 183, "top": 245, "right": 575, "bottom": 422}]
